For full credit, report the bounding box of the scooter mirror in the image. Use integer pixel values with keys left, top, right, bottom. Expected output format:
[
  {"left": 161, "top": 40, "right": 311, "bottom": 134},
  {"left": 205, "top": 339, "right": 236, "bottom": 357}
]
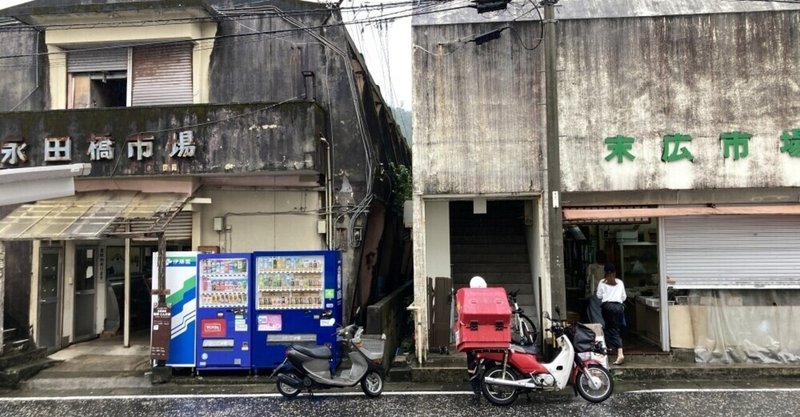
[{"left": 555, "top": 306, "right": 561, "bottom": 318}]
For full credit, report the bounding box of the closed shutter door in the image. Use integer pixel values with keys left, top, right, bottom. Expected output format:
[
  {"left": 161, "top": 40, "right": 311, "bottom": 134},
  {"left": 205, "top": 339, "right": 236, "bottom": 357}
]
[
  {"left": 127, "top": 211, "right": 192, "bottom": 241},
  {"left": 68, "top": 48, "right": 128, "bottom": 72},
  {"left": 131, "top": 42, "right": 193, "bottom": 106},
  {"left": 164, "top": 211, "right": 192, "bottom": 241},
  {"left": 663, "top": 215, "right": 800, "bottom": 289}
]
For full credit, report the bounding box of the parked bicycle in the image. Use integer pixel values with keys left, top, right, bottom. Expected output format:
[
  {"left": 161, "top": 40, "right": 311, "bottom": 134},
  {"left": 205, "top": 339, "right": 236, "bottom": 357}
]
[{"left": 507, "top": 289, "right": 537, "bottom": 347}]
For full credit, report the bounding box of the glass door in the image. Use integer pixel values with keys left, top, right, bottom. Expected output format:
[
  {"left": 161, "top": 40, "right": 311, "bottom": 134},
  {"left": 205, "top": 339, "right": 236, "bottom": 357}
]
[
  {"left": 74, "top": 246, "right": 97, "bottom": 341},
  {"left": 38, "top": 247, "right": 62, "bottom": 352}
]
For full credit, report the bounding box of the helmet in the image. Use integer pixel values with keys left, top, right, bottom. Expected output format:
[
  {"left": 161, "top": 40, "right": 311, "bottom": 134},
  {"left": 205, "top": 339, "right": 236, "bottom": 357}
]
[{"left": 469, "top": 276, "right": 487, "bottom": 288}]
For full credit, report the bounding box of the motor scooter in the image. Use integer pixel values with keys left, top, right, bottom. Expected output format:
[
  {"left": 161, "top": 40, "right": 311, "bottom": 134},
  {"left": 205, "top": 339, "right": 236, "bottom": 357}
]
[
  {"left": 271, "top": 323, "right": 385, "bottom": 398},
  {"left": 475, "top": 310, "right": 613, "bottom": 406}
]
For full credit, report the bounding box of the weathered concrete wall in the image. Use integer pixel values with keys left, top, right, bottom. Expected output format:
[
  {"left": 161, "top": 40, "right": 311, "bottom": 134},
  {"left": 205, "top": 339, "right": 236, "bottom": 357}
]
[
  {"left": 366, "top": 281, "right": 413, "bottom": 371},
  {"left": 196, "top": 188, "right": 324, "bottom": 252},
  {"left": 413, "top": 23, "right": 545, "bottom": 196},
  {"left": 558, "top": 12, "right": 800, "bottom": 192},
  {"left": 0, "top": 27, "right": 48, "bottom": 112},
  {"left": 0, "top": 102, "right": 323, "bottom": 176},
  {"left": 207, "top": 0, "right": 379, "bottom": 196}
]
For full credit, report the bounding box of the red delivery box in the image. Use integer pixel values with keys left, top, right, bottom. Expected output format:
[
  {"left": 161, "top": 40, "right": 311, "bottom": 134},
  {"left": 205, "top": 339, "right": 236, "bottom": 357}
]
[{"left": 455, "top": 287, "right": 511, "bottom": 352}]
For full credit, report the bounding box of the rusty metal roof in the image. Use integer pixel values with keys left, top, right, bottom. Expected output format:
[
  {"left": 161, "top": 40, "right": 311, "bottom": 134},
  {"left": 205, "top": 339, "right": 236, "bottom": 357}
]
[{"left": 0, "top": 190, "right": 189, "bottom": 240}]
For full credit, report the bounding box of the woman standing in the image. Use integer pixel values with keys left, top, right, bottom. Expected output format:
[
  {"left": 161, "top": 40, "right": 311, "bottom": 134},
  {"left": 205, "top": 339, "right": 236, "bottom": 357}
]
[{"left": 596, "top": 263, "right": 626, "bottom": 365}]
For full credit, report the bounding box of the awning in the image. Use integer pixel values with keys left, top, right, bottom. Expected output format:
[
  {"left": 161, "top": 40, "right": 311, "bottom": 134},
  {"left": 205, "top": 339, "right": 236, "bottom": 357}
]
[
  {"left": 0, "top": 190, "right": 189, "bottom": 240},
  {"left": 563, "top": 204, "right": 800, "bottom": 221}
]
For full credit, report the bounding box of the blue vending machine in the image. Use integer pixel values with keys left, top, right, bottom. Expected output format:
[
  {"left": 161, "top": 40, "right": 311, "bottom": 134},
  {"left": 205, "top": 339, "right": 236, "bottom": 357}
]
[
  {"left": 195, "top": 253, "right": 251, "bottom": 371},
  {"left": 251, "top": 250, "right": 342, "bottom": 371}
]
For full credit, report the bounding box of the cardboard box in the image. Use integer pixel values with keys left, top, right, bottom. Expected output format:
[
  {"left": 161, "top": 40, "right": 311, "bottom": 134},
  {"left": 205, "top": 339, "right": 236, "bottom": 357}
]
[{"left": 455, "top": 287, "right": 511, "bottom": 351}]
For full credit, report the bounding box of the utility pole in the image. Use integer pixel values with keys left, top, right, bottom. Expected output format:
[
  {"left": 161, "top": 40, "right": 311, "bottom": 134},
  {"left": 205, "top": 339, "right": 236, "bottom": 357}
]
[{"left": 543, "top": 0, "right": 566, "bottom": 317}]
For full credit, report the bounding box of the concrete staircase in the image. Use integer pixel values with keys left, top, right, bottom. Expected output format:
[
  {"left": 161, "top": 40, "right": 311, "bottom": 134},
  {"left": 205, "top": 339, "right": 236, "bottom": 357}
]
[
  {"left": 0, "top": 329, "right": 57, "bottom": 389},
  {"left": 450, "top": 201, "right": 536, "bottom": 317}
]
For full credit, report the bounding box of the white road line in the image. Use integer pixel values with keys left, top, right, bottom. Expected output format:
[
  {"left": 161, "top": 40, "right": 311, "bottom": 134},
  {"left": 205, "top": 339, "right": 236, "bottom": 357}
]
[
  {"left": 627, "top": 388, "right": 800, "bottom": 394},
  {"left": 0, "top": 391, "right": 476, "bottom": 402}
]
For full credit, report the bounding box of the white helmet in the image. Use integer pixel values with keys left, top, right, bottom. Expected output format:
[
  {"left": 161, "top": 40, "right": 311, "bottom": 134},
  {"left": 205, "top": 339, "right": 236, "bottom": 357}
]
[{"left": 470, "top": 276, "right": 487, "bottom": 288}]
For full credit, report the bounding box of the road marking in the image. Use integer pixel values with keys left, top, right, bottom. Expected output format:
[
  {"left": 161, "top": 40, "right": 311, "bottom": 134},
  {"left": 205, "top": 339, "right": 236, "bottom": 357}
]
[
  {"left": 0, "top": 391, "right": 475, "bottom": 402},
  {"left": 627, "top": 388, "right": 800, "bottom": 394}
]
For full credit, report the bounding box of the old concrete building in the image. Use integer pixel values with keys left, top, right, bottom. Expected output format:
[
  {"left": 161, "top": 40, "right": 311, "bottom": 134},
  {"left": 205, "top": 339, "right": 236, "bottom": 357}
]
[
  {"left": 412, "top": 0, "right": 800, "bottom": 363},
  {"left": 0, "top": 0, "right": 410, "bottom": 358}
]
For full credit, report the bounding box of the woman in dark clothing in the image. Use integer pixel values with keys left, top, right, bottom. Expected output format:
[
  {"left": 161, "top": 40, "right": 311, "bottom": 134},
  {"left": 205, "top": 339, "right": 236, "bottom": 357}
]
[{"left": 596, "top": 262, "right": 627, "bottom": 365}]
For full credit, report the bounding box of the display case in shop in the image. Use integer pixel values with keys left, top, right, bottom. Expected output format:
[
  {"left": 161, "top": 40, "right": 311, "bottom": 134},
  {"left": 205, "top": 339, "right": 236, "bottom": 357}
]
[{"left": 254, "top": 255, "right": 325, "bottom": 309}]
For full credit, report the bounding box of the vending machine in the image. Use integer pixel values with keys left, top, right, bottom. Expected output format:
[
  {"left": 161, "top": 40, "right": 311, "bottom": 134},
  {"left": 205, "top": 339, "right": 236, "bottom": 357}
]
[
  {"left": 250, "top": 250, "right": 342, "bottom": 371},
  {"left": 195, "top": 253, "right": 251, "bottom": 370}
]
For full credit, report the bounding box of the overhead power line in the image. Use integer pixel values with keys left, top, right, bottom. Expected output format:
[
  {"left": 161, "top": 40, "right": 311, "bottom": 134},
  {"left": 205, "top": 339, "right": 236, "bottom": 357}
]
[{"left": 0, "top": 1, "right": 471, "bottom": 62}]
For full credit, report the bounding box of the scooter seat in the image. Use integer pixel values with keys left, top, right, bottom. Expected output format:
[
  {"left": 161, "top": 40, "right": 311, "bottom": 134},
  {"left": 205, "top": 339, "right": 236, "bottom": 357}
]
[
  {"left": 510, "top": 343, "right": 540, "bottom": 355},
  {"left": 294, "top": 344, "right": 332, "bottom": 359}
]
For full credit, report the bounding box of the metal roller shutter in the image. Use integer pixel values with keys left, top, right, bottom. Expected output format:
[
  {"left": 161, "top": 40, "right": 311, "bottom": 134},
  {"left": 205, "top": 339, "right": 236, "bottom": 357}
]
[
  {"left": 131, "top": 42, "right": 193, "bottom": 106},
  {"left": 67, "top": 48, "right": 128, "bottom": 73},
  {"left": 126, "top": 211, "right": 192, "bottom": 241},
  {"left": 164, "top": 211, "right": 193, "bottom": 241},
  {"left": 663, "top": 215, "right": 800, "bottom": 289}
]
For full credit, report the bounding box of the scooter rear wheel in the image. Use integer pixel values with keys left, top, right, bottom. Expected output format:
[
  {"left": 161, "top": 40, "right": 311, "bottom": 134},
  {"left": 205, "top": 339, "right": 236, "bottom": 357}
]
[
  {"left": 361, "top": 370, "right": 384, "bottom": 398},
  {"left": 276, "top": 371, "right": 302, "bottom": 398},
  {"left": 576, "top": 364, "right": 614, "bottom": 403},
  {"left": 481, "top": 365, "right": 520, "bottom": 406}
]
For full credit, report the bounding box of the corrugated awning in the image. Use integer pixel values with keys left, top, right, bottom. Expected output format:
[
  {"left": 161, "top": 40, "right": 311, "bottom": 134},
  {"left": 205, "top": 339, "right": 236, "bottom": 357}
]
[
  {"left": 563, "top": 204, "right": 800, "bottom": 221},
  {"left": 0, "top": 190, "right": 189, "bottom": 240}
]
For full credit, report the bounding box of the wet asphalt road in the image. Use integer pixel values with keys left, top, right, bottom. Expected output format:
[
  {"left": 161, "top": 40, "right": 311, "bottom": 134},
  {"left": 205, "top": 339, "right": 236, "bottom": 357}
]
[{"left": 2, "top": 384, "right": 800, "bottom": 417}]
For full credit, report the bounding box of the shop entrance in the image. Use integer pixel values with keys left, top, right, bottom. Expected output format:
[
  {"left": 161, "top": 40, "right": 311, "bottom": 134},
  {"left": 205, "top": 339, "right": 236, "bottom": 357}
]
[
  {"left": 104, "top": 241, "right": 190, "bottom": 336},
  {"left": 74, "top": 246, "right": 98, "bottom": 342},
  {"left": 38, "top": 247, "right": 62, "bottom": 352},
  {"left": 563, "top": 219, "right": 663, "bottom": 353}
]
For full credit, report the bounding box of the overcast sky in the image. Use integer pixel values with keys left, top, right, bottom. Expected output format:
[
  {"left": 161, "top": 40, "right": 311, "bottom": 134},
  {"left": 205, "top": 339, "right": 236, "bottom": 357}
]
[{"left": 342, "top": 0, "right": 412, "bottom": 110}]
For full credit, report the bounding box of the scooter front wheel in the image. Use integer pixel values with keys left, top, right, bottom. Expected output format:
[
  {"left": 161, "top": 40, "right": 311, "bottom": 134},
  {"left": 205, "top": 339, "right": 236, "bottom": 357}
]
[
  {"left": 276, "top": 371, "right": 302, "bottom": 398},
  {"left": 481, "top": 365, "right": 520, "bottom": 406},
  {"left": 576, "top": 364, "right": 613, "bottom": 403},
  {"left": 361, "top": 370, "right": 384, "bottom": 397}
]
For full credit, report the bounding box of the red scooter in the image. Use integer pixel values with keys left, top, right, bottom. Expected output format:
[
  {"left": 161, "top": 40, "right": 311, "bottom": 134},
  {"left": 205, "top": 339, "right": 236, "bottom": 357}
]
[{"left": 474, "top": 311, "right": 613, "bottom": 406}]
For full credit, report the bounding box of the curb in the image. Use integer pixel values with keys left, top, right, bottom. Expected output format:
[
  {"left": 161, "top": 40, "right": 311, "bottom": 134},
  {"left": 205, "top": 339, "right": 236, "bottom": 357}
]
[{"left": 392, "top": 364, "right": 800, "bottom": 383}]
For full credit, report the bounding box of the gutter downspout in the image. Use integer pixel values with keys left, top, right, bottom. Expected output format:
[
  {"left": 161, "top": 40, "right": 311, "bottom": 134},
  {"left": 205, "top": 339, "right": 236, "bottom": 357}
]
[{"left": 321, "top": 137, "right": 334, "bottom": 249}]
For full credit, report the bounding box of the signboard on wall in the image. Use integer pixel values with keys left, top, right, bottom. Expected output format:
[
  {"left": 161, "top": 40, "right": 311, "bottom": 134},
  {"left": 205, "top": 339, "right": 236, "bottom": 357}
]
[
  {"left": 151, "top": 251, "right": 198, "bottom": 367},
  {"left": 151, "top": 303, "right": 171, "bottom": 360}
]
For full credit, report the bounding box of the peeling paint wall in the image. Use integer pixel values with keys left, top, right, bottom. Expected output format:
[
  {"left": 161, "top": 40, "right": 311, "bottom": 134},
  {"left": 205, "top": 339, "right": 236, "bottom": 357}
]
[
  {"left": 413, "top": 23, "right": 545, "bottom": 196},
  {"left": 0, "top": 103, "right": 324, "bottom": 176},
  {"left": 559, "top": 12, "right": 800, "bottom": 192},
  {"left": 0, "top": 27, "right": 48, "bottom": 112}
]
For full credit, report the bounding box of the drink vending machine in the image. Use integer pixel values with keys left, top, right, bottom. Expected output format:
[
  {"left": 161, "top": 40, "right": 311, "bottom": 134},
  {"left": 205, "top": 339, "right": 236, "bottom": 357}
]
[
  {"left": 250, "top": 250, "right": 342, "bottom": 371},
  {"left": 195, "top": 253, "right": 252, "bottom": 370}
]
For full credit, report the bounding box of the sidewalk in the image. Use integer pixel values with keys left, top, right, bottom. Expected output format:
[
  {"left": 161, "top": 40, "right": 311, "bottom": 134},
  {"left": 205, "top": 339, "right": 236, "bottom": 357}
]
[
  {"left": 5, "top": 336, "right": 800, "bottom": 395},
  {"left": 390, "top": 349, "right": 800, "bottom": 384}
]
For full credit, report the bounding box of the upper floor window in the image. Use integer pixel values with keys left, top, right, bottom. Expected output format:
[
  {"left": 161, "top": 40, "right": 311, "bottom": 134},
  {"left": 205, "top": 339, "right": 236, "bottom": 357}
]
[{"left": 67, "top": 42, "right": 194, "bottom": 109}]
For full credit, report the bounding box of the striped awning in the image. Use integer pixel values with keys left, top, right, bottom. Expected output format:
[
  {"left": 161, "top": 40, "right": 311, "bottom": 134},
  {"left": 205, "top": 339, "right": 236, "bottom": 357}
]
[{"left": 0, "top": 190, "right": 189, "bottom": 240}]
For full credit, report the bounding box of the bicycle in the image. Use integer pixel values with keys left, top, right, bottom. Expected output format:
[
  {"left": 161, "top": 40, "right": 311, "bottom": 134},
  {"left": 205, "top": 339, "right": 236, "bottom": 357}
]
[{"left": 507, "top": 289, "right": 538, "bottom": 346}]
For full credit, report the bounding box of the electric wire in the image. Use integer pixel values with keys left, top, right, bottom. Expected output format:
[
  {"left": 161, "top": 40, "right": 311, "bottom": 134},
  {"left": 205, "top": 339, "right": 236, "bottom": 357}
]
[{"left": 0, "top": 2, "right": 472, "bottom": 67}]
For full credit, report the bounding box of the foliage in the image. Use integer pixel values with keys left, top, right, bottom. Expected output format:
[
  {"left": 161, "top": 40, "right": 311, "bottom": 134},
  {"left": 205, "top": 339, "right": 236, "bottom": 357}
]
[{"left": 389, "top": 162, "right": 412, "bottom": 212}]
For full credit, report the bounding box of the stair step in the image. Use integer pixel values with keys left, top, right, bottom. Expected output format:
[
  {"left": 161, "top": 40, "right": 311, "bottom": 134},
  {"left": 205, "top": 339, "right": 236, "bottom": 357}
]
[
  {"left": 450, "top": 235, "right": 526, "bottom": 244},
  {"left": 451, "top": 253, "right": 529, "bottom": 263},
  {"left": 452, "top": 263, "right": 531, "bottom": 274},
  {"left": 0, "top": 357, "right": 60, "bottom": 389},
  {"left": 450, "top": 244, "right": 530, "bottom": 254},
  {"left": 0, "top": 346, "right": 47, "bottom": 370}
]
